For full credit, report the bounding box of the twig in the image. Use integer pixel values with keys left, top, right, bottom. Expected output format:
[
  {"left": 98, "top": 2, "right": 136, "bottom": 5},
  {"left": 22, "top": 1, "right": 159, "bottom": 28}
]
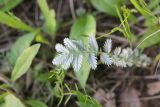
[
  {"left": 35, "top": 0, "right": 39, "bottom": 26},
  {"left": 119, "top": 95, "right": 160, "bottom": 102},
  {"left": 57, "top": 0, "right": 63, "bottom": 19},
  {"left": 107, "top": 74, "right": 160, "bottom": 80},
  {"left": 155, "top": 60, "right": 160, "bottom": 75},
  {"left": 69, "top": 0, "right": 76, "bottom": 21},
  {"left": 97, "top": 32, "right": 128, "bottom": 43}
]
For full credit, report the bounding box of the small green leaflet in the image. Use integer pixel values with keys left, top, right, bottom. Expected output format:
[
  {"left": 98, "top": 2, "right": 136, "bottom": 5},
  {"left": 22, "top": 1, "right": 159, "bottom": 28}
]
[
  {"left": 7, "top": 32, "right": 36, "bottom": 67},
  {"left": 70, "top": 14, "right": 96, "bottom": 87},
  {"left": 11, "top": 44, "right": 40, "bottom": 81}
]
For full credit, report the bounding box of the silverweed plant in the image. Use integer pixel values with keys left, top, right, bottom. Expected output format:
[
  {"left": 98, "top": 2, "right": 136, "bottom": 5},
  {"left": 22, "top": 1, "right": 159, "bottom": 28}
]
[{"left": 52, "top": 35, "right": 151, "bottom": 72}]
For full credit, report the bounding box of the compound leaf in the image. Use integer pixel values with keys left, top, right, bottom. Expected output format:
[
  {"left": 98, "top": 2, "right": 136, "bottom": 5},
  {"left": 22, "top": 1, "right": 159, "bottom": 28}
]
[{"left": 70, "top": 14, "right": 96, "bottom": 87}]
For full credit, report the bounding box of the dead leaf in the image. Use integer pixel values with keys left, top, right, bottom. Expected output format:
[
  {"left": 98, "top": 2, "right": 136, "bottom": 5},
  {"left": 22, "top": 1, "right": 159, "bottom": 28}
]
[
  {"left": 147, "top": 81, "right": 160, "bottom": 96},
  {"left": 120, "top": 87, "right": 141, "bottom": 107},
  {"left": 94, "top": 89, "right": 116, "bottom": 107}
]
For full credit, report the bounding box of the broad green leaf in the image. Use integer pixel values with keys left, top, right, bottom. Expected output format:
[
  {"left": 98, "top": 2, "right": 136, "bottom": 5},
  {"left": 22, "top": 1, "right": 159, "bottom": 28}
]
[
  {"left": 90, "top": 0, "right": 126, "bottom": 16},
  {"left": 75, "top": 56, "right": 91, "bottom": 88},
  {"left": 7, "top": 32, "right": 36, "bottom": 67},
  {"left": 70, "top": 14, "right": 96, "bottom": 46},
  {"left": 138, "top": 26, "right": 160, "bottom": 49},
  {"left": 26, "top": 99, "right": 48, "bottom": 107},
  {"left": 11, "top": 44, "right": 40, "bottom": 81},
  {"left": 0, "top": 0, "right": 22, "bottom": 11},
  {"left": 0, "top": 11, "right": 35, "bottom": 32},
  {"left": 4, "top": 93, "right": 25, "bottom": 107},
  {"left": 38, "top": 0, "right": 56, "bottom": 36},
  {"left": 70, "top": 14, "right": 96, "bottom": 87}
]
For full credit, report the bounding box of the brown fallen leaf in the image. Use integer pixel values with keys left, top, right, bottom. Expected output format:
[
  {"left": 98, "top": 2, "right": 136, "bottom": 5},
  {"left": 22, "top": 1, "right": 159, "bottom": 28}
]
[
  {"left": 147, "top": 81, "right": 160, "bottom": 96},
  {"left": 93, "top": 89, "right": 116, "bottom": 107},
  {"left": 120, "top": 87, "right": 141, "bottom": 107}
]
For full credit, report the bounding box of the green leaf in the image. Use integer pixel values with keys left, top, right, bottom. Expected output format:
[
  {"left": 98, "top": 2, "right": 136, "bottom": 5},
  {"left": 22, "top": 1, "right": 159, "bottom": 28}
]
[
  {"left": 0, "top": 0, "right": 22, "bottom": 11},
  {"left": 138, "top": 26, "right": 160, "bottom": 49},
  {"left": 148, "top": 0, "right": 160, "bottom": 10},
  {"left": 75, "top": 56, "right": 91, "bottom": 87},
  {"left": 131, "top": 0, "right": 151, "bottom": 17},
  {"left": 73, "top": 91, "right": 102, "bottom": 107},
  {"left": 35, "top": 34, "right": 49, "bottom": 45},
  {"left": 0, "top": 93, "right": 8, "bottom": 103},
  {"left": 52, "top": 82, "right": 62, "bottom": 98},
  {"left": 7, "top": 32, "right": 36, "bottom": 67},
  {"left": 155, "top": 54, "right": 160, "bottom": 62},
  {"left": 4, "top": 93, "right": 25, "bottom": 107},
  {"left": 131, "top": 0, "right": 158, "bottom": 26},
  {"left": 0, "top": 103, "right": 5, "bottom": 107},
  {"left": 70, "top": 14, "right": 96, "bottom": 87},
  {"left": 70, "top": 14, "right": 96, "bottom": 46},
  {"left": 36, "top": 72, "right": 50, "bottom": 83},
  {"left": 26, "top": 99, "right": 48, "bottom": 107},
  {"left": 11, "top": 44, "right": 40, "bottom": 81},
  {"left": 0, "top": 11, "right": 35, "bottom": 32},
  {"left": 116, "top": 7, "right": 135, "bottom": 42},
  {"left": 90, "top": 0, "right": 126, "bottom": 16},
  {"left": 38, "top": 0, "right": 56, "bottom": 36}
]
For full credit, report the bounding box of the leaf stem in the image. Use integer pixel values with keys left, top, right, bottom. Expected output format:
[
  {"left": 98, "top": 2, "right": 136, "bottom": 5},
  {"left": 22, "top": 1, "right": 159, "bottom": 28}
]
[{"left": 134, "top": 29, "right": 160, "bottom": 50}]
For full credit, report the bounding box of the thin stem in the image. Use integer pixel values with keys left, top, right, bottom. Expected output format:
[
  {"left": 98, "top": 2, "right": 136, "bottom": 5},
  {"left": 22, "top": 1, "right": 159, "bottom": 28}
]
[
  {"left": 96, "top": 29, "right": 116, "bottom": 39},
  {"left": 96, "top": 8, "right": 131, "bottom": 39},
  {"left": 155, "top": 60, "right": 160, "bottom": 75},
  {"left": 134, "top": 29, "right": 160, "bottom": 50}
]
